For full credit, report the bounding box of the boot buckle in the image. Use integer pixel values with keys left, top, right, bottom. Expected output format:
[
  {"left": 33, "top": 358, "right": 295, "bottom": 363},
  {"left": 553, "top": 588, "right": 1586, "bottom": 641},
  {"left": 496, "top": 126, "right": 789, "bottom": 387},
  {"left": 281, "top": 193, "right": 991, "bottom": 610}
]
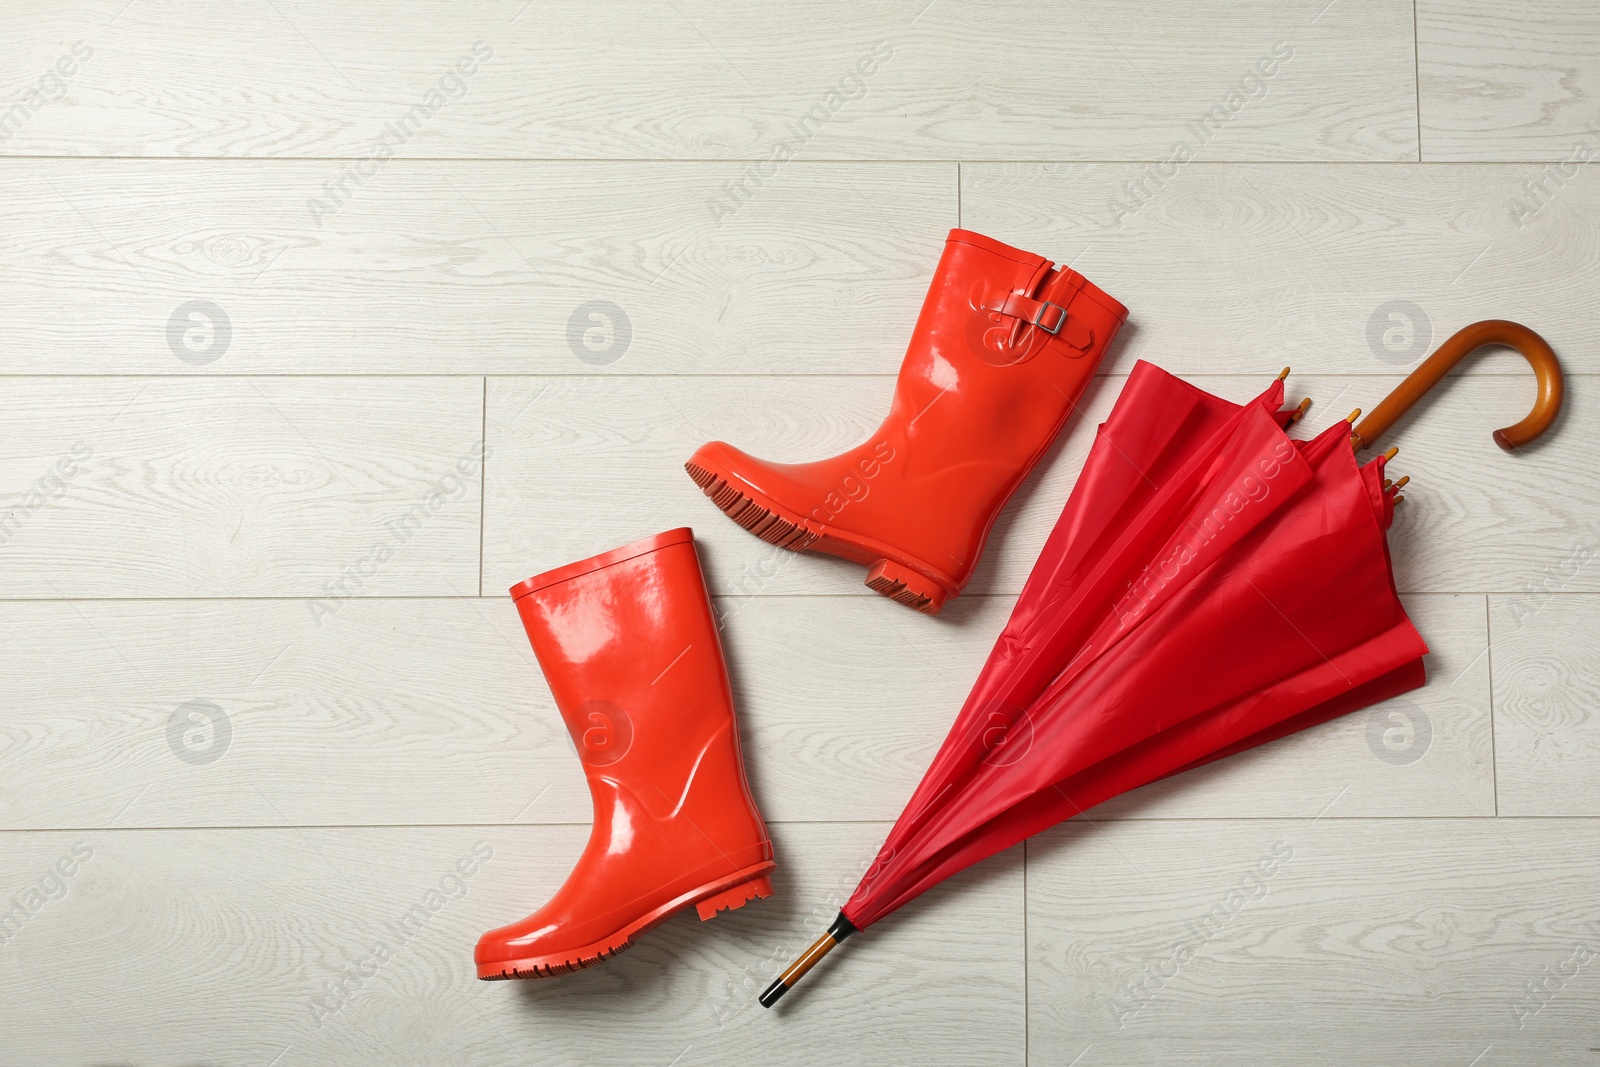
[{"left": 1032, "top": 301, "right": 1067, "bottom": 335}]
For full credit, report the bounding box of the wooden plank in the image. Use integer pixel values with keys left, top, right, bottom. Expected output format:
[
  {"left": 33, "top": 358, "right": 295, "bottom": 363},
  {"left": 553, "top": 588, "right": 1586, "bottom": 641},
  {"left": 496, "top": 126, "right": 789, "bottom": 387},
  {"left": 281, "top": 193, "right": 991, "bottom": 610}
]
[
  {"left": 0, "top": 378, "right": 482, "bottom": 597},
  {"left": 1419, "top": 0, "right": 1600, "bottom": 160},
  {"left": 4, "top": 0, "right": 1412, "bottom": 161},
  {"left": 1491, "top": 593, "right": 1600, "bottom": 816},
  {"left": 0, "top": 160, "right": 952, "bottom": 374},
  {"left": 0, "top": 597, "right": 581, "bottom": 829},
  {"left": 0, "top": 592, "right": 1487, "bottom": 830},
  {"left": 1027, "top": 817, "right": 1600, "bottom": 1065},
  {"left": 0, "top": 823, "right": 1023, "bottom": 1066},
  {"left": 484, "top": 372, "right": 1600, "bottom": 598},
  {"left": 962, "top": 162, "right": 1600, "bottom": 375},
  {"left": 22, "top": 160, "right": 1591, "bottom": 379}
]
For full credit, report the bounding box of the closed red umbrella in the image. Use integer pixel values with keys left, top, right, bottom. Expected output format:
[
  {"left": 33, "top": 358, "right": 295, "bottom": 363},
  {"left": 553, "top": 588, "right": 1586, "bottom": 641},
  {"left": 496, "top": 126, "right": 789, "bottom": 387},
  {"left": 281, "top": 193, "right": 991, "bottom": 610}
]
[{"left": 761, "top": 321, "right": 1563, "bottom": 1007}]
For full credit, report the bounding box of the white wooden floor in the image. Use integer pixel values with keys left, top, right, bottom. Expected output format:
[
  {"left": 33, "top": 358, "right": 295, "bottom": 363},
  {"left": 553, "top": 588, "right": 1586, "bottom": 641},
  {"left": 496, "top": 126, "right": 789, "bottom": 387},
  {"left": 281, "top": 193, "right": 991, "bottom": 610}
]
[{"left": 2, "top": 2, "right": 1597, "bottom": 1064}]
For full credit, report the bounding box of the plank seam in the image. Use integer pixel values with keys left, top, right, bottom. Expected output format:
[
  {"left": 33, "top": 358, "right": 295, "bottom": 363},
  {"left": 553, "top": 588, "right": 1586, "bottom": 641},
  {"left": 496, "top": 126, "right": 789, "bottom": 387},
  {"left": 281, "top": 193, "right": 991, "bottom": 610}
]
[
  {"left": 1485, "top": 594, "right": 1499, "bottom": 816},
  {"left": 478, "top": 376, "right": 488, "bottom": 597},
  {"left": 1412, "top": 0, "right": 1424, "bottom": 161}
]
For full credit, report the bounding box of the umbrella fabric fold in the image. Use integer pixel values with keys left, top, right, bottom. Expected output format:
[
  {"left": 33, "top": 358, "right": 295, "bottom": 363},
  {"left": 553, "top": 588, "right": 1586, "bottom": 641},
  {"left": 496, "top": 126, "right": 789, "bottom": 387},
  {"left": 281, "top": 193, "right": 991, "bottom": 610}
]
[
  {"left": 873, "top": 367, "right": 1292, "bottom": 857},
  {"left": 843, "top": 361, "right": 1427, "bottom": 930}
]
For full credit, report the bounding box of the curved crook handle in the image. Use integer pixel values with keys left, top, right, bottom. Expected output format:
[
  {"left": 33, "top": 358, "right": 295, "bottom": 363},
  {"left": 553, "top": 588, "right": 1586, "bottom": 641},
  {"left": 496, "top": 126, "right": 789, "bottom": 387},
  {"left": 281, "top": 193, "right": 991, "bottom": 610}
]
[{"left": 1351, "top": 319, "right": 1564, "bottom": 452}]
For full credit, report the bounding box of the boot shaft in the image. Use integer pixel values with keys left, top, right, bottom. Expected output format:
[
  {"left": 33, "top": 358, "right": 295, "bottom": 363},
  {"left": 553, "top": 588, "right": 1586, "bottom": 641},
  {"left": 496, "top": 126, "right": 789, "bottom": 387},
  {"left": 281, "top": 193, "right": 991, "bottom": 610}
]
[
  {"left": 890, "top": 228, "right": 1128, "bottom": 465},
  {"left": 835, "top": 230, "right": 1129, "bottom": 586},
  {"left": 511, "top": 528, "right": 749, "bottom": 814}
]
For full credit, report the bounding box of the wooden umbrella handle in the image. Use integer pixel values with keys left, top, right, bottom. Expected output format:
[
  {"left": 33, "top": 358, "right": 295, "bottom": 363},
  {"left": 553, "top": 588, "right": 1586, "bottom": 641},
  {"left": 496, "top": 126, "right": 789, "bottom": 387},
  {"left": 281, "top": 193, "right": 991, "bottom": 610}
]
[{"left": 1350, "top": 320, "right": 1564, "bottom": 452}]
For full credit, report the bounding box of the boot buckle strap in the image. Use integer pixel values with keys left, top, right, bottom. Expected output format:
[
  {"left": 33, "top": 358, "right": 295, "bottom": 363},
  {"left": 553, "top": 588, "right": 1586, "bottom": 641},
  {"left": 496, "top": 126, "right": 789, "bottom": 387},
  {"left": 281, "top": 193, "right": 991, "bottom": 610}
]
[
  {"left": 1032, "top": 300, "right": 1067, "bottom": 335},
  {"left": 998, "top": 292, "right": 1067, "bottom": 335}
]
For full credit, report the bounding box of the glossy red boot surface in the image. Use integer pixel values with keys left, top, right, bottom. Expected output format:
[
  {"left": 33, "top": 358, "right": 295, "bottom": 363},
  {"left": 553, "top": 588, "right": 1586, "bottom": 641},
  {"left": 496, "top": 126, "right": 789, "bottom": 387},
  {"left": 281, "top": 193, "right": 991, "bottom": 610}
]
[
  {"left": 475, "top": 528, "right": 775, "bottom": 980},
  {"left": 687, "top": 228, "right": 1127, "bottom": 614}
]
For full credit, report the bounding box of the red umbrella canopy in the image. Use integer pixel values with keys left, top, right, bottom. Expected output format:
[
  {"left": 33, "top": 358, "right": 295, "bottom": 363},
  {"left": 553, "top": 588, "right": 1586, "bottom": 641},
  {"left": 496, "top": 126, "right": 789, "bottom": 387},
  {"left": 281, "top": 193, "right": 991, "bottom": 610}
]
[
  {"left": 843, "top": 361, "right": 1425, "bottom": 927},
  {"left": 760, "top": 323, "right": 1563, "bottom": 1009}
]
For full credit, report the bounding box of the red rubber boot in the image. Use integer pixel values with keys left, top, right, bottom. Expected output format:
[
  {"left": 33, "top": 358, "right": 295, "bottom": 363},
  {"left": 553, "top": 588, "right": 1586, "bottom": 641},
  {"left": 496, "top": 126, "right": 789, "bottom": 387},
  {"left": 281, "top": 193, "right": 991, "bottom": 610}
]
[
  {"left": 687, "top": 228, "right": 1127, "bottom": 614},
  {"left": 475, "top": 528, "right": 775, "bottom": 980}
]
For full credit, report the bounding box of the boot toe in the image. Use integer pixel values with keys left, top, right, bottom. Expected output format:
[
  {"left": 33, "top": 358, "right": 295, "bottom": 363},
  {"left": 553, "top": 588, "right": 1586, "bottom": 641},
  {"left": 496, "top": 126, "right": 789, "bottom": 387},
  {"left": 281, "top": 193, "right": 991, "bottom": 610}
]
[
  {"left": 687, "top": 440, "right": 769, "bottom": 488},
  {"left": 685, "top": 442, "right": 821, "bottom": 552},
  {"left": 474, "top": 919, "right": 621, "bottom": 980},
  {"left": 474, "top": 920, "right": 545, "bottom": 967}
]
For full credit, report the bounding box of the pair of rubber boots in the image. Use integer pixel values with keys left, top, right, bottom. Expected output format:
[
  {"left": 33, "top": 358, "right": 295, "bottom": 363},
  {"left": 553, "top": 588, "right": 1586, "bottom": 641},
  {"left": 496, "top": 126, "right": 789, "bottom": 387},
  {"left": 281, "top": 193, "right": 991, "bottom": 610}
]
[{"left": 475, "top": 229, "right": 1127, "bottom": 981}]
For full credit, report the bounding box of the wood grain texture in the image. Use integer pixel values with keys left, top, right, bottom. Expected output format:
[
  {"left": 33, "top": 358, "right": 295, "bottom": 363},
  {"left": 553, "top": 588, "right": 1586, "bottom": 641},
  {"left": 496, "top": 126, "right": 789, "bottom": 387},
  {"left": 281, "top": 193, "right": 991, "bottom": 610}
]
[
  {"left": 0, "top": 591, "right": 1485, "bottom": 830},
  {"left": 1419, "top": 0, "right": 1600, "bottom": 160},
  {"left": 0, "top": 160, "right": 951, "bottom": 374},
  {"left": 485, "top": 372, "right": 1600, "bottom": 598},
  {"left": 0, "top": 378, "right": 482, "bottom": 597},
  {"left": 18, "top": 160, "right": 1593, "bottom": 377},
  {"left": 962, "top": 162, "right": 1600, "bottom": 375},
  {"left": 1027, "top": 818, "right": 1600, "bottom": 1065},
  {"left": 0, "top": 822, "right": 1023, "bottom": 1066},
  {"left": 1491, "top": 594, "right": 1600, "bottom": 816},
  {"left": 0, "top": 597, "right": 578, "bottom": 829},
  {"left": 3, "top": 0, "right": 1413, "bottom": 160}
]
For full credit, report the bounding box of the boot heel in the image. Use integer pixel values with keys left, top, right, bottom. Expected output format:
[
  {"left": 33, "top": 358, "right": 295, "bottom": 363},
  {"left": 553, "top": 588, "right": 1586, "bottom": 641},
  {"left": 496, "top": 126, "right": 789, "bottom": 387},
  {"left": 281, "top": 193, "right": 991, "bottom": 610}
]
[
  {"left": 865, "top": 558, "right": 949, "bottom": 615},
  {"left": 694, "top": 875, "right": 774, "bottom": 920}
]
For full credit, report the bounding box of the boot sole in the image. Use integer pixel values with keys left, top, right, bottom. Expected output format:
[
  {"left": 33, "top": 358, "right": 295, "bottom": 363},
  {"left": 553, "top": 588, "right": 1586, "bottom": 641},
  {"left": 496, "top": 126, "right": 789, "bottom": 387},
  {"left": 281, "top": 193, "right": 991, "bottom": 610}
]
[
  {"left": 476, "top": 863, "right": 776, "bottom": 981},
  {"left": 685, "top": 460, "right": 955, "bottom": 615},
  {"left": 684, "top": 462, "right": 819, "bottom": 552}
]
